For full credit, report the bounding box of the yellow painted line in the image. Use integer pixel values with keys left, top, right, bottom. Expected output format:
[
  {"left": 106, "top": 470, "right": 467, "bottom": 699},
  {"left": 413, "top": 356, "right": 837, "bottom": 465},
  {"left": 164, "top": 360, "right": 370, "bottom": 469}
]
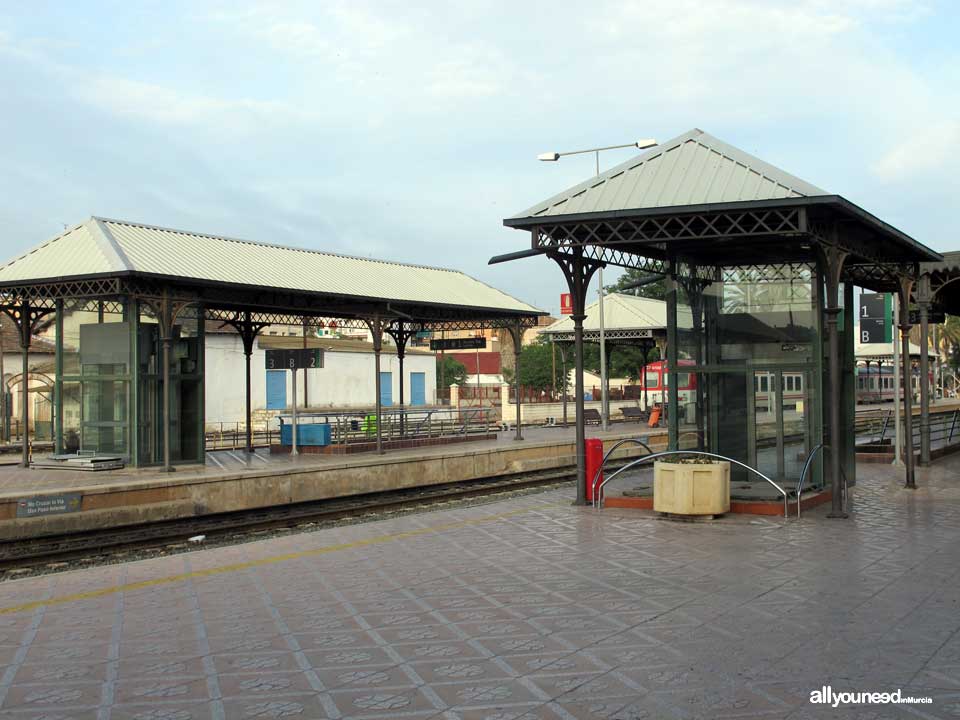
[{"left": 0, "top": 501, "right": 565, "bottom": 615}]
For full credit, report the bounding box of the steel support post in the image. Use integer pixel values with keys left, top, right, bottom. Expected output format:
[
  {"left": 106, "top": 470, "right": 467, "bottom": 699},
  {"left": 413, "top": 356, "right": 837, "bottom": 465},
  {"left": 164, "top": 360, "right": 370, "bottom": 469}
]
[
  {"left": 898, "top": 274, "right": 917, "bottom": 488},
  {"left": 599, "top": 267, "right": 609, "bottom": 431},
  {"left": 18, "top": 304, "right": 30, "bottom": 468},
  {"left": 369, "top": 317, "right": 384, "bottom": 455},
  {"left": 820, "top": 241, "right": 847, "bottom": 518},
  {"left": 918, "top": 277, "right": 931, "bottom": 465},
  {"left": 573, "top": 311, "right": 587, "bottom": 502},
  {"left": 512, "top": 321, "right": 523, "bottom": 441},
  {"left": 162, "top": 331, "right": 174, "bottom": 472},
  {"left": 666, "top": 274, "right": 679, "bottom": 450},
  {"left": 547, "top": 244, "right": 600, "bottom": 505},
  {"left": 244, "top": 348, "right": 253, "bottom": 453},
  {"left": 54, "top": 299, "right": 64, "bottom": 454}
]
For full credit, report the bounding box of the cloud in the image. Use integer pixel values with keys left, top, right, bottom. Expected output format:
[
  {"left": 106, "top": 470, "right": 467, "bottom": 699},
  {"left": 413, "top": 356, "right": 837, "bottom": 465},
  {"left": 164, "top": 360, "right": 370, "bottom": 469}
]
[
  {"left": 77, "top": 76, "right": 295, "bottom": 131},
  {"left": 871, "top": 119, "right": 960, "bottom": 181}
]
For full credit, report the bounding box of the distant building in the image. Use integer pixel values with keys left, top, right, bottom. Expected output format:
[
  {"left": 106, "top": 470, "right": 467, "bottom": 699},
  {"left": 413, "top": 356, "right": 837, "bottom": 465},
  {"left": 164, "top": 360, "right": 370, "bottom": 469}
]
[{"left": 204, "top": 330, "right": 437, "bottom": 428}]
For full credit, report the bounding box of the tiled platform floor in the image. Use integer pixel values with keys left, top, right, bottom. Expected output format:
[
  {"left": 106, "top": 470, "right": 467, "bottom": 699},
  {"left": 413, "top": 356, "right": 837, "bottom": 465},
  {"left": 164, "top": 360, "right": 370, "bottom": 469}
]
[{"left": 0, "top": 459, "right": 959, "bottom": 718}]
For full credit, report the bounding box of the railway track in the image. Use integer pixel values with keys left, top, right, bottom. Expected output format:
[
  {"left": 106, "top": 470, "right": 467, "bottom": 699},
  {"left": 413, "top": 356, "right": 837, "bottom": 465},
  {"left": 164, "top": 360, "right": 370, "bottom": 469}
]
[{"left": 0, "top": 464, "right": 610, "bottom": 580}]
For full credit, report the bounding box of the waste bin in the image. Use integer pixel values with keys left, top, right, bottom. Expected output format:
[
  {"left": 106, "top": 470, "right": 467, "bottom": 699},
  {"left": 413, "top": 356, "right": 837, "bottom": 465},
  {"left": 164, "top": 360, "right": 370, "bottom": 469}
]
[{"left": 585, "top": 438, "right": 604, "bottom": 503}]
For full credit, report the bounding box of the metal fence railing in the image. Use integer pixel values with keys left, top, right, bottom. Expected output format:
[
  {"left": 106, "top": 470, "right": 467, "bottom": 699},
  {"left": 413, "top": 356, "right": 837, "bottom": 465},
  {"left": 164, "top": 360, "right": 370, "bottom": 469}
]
[{"left": 272, "top": 406, "right": 497, "bottom": 450}]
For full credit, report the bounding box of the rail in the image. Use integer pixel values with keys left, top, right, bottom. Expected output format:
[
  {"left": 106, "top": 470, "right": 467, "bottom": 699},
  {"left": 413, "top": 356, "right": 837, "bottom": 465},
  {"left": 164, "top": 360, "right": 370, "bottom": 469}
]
[
  {"left": 795, "top": 444, "right": 847, "bottom": 518},
  {"left": 795, "top": 444, "right": 825, "bottom": 519},
  {"left": 595, "top": 450, "right": 789, "bottom": 518}
]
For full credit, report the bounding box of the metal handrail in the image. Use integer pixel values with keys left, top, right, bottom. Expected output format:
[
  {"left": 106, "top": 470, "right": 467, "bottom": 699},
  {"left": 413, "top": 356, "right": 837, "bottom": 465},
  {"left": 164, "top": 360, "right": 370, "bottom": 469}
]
[
  {"left": 795, "top": 443, "right": 825, "bottom": 518},
  {"left": 795, "top": 444, "right": 848, "bottom": 518},
  {"left": 595, "top": 450, "right": 789, "bottom": 518},
  {"left": 590, "top": 439, "right": 654, "bottom": 503}
]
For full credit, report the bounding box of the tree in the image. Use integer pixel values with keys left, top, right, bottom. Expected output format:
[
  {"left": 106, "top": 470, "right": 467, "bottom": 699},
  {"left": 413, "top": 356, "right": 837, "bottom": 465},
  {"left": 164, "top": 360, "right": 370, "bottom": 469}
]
[
  {"left": 605, "top": 269, "right": 666, "bottom": 300},
  {"left": 436, "top": 355, "right": 467, "bottom": 388},
  {"left": 507, "top": 338, "right": 568, "bottom": 394},
  {"left": 582, "top": 343, "right": 659, "bottom": 381}
]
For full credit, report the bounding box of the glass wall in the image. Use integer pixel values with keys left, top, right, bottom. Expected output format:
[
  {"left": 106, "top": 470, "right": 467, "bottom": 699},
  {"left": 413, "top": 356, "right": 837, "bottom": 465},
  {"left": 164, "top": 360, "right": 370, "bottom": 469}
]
[
  {"left": 52, "top": 297, "right": 206, "bottom": 467},
  {"left": 670, "top": 264, "right": 822, "bottom": 490},
  {"left": 58, "top": 300, "right": 133, "bottom": 457},
  {"left": 136, "top": 303, "right": 204, "bottom": 466}
]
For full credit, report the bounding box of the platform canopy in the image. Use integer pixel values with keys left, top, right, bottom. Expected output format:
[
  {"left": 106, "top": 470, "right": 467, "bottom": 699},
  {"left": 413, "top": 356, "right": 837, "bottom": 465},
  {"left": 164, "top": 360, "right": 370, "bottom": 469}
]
[
  {"left": 539, "top": 293, "right": 668, "bottom": 343},
  {"left": 500, "top": 127, "right": 942, "bottom": 507},
  {"left": 0, "top": 217, "right": 544, "bottom": 331},
  {"left": 505, "top": 128, "right": 940, "bottom": 289}
]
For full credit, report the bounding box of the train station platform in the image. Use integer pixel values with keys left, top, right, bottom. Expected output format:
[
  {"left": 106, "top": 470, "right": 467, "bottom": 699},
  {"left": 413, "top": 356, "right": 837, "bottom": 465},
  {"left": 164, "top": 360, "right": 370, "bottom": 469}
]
[
  {"left": 0, "top": 456, "right": 958, "bottom": 717},
  {"left": 0, "top": 427, "right": 664, "bottom": 542}
]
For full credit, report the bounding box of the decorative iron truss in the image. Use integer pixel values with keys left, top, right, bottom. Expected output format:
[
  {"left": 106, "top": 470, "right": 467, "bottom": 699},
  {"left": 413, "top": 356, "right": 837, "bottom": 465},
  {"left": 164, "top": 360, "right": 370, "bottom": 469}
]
[
  {"left": 807, "top": 219, "right": 919, "bottom": 292},
  {"left": 543, "top": 328, "right": 662, "bottom": 343},
  {"left": 533, "top": 208, "right": 805, "bottom": 272},
  {"left": 0, "top": 277, "right": 122, "bottom": 307},
  {"left": 841, "top": 262, "right": 917, "bottom": 292},
  {"left": 1, "top": 274, "right": 542, "bottom": 336},
  {"left": 204, "top": 308, "right": 369, "bottom": 331}
]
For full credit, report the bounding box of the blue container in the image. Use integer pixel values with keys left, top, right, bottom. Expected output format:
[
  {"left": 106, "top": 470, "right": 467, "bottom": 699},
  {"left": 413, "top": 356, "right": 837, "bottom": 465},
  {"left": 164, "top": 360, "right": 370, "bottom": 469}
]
[{"left": 280, "top": 423, "right": 331, "bottom": 447}]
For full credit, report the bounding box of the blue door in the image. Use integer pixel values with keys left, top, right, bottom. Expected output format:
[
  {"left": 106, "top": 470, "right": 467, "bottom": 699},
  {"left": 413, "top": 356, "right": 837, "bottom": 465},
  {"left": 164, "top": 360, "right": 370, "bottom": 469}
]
[
  {"left": 380, "top": 372, "right": 392, "bottom": 406},
  {"left": 266, "top": 370, "right": 286, "bottom": 409},
  {"left": 410, "top": 372, "right": 426, "bottom": 406}
]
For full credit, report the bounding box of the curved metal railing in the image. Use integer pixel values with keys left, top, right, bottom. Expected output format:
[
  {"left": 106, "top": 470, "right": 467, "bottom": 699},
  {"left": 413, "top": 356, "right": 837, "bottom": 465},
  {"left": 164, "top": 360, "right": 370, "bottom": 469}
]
[
  {"left": 795, "top": 444, "right": 824, "bottom": 519},
  {"left": 590, "top": 439, "right": 654, "bottom": 504},
  {"left": 795, "top": 444, "right": 847, "bottom": 518},
  {"left": 595, "top": 450, "right": 789, "bottom": 518}
]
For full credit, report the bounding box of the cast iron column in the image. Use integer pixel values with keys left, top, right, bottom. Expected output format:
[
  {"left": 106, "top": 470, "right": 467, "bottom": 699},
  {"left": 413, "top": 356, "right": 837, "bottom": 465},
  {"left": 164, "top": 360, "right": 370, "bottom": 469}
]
[
  {"left": 512, "top": 320, "right": 523, "bottom": 441},
  {"left": 899, "top": 275, "right": 917, "bottom": 487},
  {"left": 18, "top": 301, "right": 30, "bottom": 468},
  {"left": 820, "top": 241, "right": 848, "bottom": 518},
  {"left": 918, "top": 275, "right": 931, "bottom": 466},
  {"left": 545, "top": 242, "right": 601, "bottom": 504},
  {"left": 369, "top": 316, "right": 384, "bottom": 455}
]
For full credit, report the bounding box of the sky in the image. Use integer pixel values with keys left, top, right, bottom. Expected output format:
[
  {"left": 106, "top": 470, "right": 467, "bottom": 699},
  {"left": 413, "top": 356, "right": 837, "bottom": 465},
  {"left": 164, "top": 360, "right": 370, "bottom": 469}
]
[{"left": 1, "top": 0, "right": 958, "bottom": 316}]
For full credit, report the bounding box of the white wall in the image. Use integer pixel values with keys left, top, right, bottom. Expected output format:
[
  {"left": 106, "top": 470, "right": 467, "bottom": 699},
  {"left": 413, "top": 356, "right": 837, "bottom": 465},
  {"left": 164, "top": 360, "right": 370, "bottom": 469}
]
[{"left": 204, "top": 335, "right": 437, "bottom": 424}]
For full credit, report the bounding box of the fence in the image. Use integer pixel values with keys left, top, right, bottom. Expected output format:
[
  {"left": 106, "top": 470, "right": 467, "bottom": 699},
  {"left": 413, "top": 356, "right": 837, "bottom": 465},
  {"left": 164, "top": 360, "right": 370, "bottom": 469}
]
[{"left": 275, "top": 407, "right": 497, "bottom": 449}]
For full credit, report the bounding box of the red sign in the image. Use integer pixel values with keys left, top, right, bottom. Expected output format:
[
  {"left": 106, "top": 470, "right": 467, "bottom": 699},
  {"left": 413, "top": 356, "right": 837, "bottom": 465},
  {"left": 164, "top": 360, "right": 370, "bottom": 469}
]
[{"left": 560, "top": 293, "right": 573, "bottom": 315}]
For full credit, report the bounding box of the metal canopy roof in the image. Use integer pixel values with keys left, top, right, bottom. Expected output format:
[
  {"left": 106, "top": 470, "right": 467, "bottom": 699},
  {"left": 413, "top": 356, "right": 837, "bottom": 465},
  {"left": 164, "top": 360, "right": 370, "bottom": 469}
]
[
  {"left": 540, "top": 293, "right": 668, "bottom": 342},
  {"left": 0, "top": 217, "right": 542, "bottom": 324},
  {"left": 510, "top": 128, "right": 826, "bottom": 220},
  {"left": 504, "top": 129, "right": 940, "bottom": 273}
]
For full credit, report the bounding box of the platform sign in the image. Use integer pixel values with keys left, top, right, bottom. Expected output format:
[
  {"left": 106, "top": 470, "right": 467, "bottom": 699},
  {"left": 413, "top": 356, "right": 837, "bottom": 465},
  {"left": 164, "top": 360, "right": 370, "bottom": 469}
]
[
  {"left": 560, "top": 293, "right": 573, "bottom": 315},
  {"left": 860, "top": 293, "right": 892, "bottom": 344},
  {"left": 17, "top": 493, "right": 82, "bottom": 518},
  {"left": 429, "top": 337, "right": 485, "bottom": 351},
  {"left": 264, "top": 348, "right": 323, "bottom": 370}
]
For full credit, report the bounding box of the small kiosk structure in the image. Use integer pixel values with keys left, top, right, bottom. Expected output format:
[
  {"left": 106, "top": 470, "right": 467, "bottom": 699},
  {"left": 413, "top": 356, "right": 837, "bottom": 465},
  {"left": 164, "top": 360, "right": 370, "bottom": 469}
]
[{"left": 497, "top": 129, "right": 941, "bottom": 515}]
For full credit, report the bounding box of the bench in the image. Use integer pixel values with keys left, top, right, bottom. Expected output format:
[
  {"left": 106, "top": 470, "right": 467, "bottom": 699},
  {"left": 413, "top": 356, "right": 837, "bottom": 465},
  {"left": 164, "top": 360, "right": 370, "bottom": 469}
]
[
  {"left": 620, "top": 407, "right": 648, "bottom": 423},
  {"left": 582, "top": 408, "right": 602, "bottom": 425}
]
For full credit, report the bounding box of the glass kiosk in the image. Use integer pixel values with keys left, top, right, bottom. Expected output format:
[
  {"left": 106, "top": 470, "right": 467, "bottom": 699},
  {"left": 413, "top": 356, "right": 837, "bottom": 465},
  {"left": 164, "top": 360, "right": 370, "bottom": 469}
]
[
  {"left": 56, "top": 300, "right": 204, "bottom": 467},
  {"left": 670, "top": 263, "right": 855, "bottom": 494}
]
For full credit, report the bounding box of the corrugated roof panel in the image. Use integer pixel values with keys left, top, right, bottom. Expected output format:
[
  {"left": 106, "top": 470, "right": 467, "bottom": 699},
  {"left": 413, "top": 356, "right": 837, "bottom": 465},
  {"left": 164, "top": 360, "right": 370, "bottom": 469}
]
[
  {"left": 740, "top": 169, "right": 762, "bottom": 201},
  {"left": 102, "top": 220, "right": 539, "bottom": 312},
  {"left": 0, "top": 218, "right": 540, "bottom": 315},
  {"left": 0, "top": 222, "right": 121, "bottom": 282},
  {"left": 657, "top": 139, "right": 698, "bottom": 207},
  {"left": 704, "top": 155, "right": 736, "bottom": 204},
  {"left": 510, "top": 129, "right": 829, "bottom": 219},
  {"left": 669, "top": 143, "right": 712, "bottom": 206}
]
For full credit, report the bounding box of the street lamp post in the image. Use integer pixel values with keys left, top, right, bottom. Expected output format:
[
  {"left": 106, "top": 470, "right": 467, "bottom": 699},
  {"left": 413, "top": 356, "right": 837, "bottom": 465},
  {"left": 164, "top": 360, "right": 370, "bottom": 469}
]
[{"left": 538, "top": 139, "right": 657, "bottom": 432}]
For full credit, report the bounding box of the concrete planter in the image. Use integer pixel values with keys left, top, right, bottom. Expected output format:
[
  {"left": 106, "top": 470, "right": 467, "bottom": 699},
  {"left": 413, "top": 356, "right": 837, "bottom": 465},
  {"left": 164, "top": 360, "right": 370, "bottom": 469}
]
[{"left": 653, "top": 460, "right": 730, "bottom": 515}]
